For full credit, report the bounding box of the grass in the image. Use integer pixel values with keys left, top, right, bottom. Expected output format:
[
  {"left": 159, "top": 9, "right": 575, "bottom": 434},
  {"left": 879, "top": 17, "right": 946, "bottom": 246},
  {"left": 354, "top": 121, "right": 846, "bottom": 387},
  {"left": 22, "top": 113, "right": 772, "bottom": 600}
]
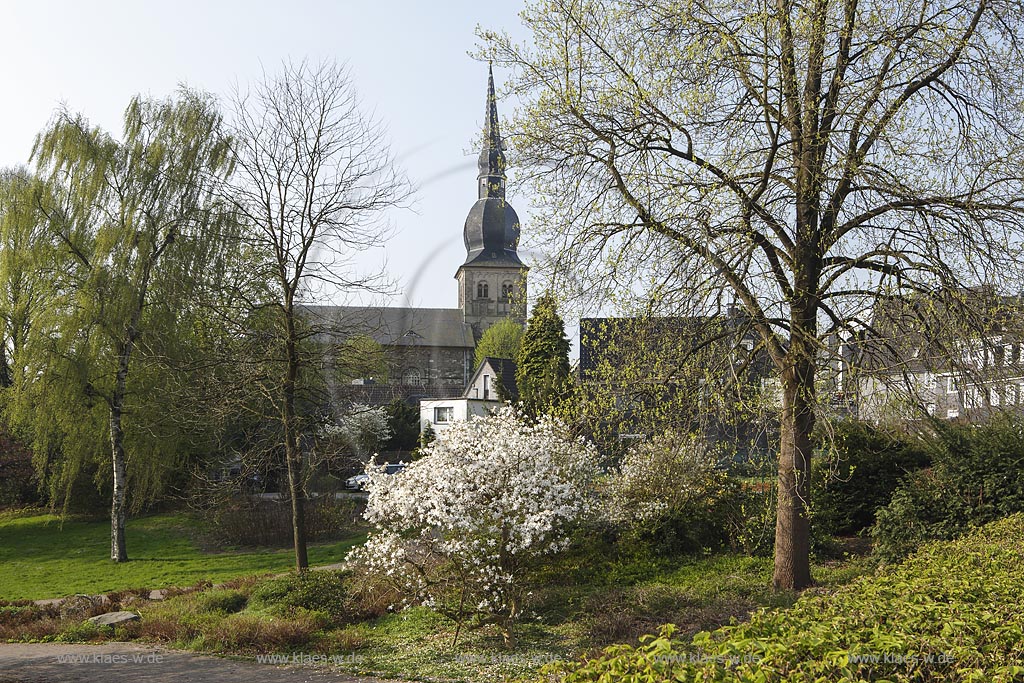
[
  {"left": 248, "top": 551, "right": 874, "bottom": 682},
  {"left": 0, "top": 510, "right": 365, "bottom": 601},
  {"left": 0, "top": 531, "right": 875, "bottom": 682},
  {"left": 0, "top": 509, "right": 877, "bottom": 682}
]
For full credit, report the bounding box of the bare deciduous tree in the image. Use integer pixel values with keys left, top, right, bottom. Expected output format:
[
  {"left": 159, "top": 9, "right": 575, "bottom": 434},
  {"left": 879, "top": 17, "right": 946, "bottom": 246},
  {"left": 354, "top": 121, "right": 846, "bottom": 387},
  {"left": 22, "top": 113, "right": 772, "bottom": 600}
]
[
  {"left": 484, "top": 0, "right": 1024, "bottom": 588},
  {"left": 227, "top": 60, "right": 408, "bottom": 571}
]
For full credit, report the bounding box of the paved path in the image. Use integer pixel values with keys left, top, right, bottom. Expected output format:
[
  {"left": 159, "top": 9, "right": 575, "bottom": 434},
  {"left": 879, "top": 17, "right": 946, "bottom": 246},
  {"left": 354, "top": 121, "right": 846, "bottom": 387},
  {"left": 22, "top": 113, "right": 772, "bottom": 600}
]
[{"left": 0, "top": 643, "right": 393, "bottom": 683}]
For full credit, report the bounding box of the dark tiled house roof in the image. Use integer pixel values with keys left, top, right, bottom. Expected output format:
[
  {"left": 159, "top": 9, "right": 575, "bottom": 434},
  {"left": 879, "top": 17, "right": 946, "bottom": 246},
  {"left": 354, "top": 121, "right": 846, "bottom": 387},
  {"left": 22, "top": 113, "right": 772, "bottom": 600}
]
[
  {"left": 302, "top": 305, "right": 476, "bottom": 349},
  {"left": 480, "top": 357, "right": 518, "bottom": 398}
]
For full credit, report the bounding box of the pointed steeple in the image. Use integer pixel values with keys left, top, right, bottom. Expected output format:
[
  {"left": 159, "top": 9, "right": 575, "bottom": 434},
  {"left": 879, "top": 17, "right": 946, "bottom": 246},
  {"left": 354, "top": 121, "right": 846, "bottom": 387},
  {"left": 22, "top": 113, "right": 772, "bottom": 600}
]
[
  {"left": 460, "top": 66, "right": 524, "bottom": 270},
  {"left": 478, "top": 62, "right": 506, "bottom": 200}
]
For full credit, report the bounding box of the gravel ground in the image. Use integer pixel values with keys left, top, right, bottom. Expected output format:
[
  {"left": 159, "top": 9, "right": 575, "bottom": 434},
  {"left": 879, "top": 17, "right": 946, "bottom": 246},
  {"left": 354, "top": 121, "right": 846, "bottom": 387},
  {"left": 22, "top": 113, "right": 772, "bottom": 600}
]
[{"left": 0, "top": 643, "right": 393, "bottom": 683}]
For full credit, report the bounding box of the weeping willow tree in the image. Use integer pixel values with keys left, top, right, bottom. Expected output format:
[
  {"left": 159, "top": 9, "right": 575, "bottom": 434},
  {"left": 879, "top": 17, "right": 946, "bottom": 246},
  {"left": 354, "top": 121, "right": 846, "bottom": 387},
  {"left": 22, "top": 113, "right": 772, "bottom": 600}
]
[
  {"left": 0, "top": 168, "right": 56, "bottom": 390},
  {"left": 8, "top": 91, "right": 234, "bottom": 562},
  {"left": 484, "top": 0, "right": 1024, "bottom": 588}
]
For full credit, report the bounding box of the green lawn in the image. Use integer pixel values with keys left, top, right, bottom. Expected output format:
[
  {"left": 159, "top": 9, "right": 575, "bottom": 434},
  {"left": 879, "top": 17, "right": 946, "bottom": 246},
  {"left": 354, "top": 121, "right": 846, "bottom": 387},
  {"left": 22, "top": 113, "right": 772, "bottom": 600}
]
[
  {"left": 0, "top": 510, "right": 365, "bottom": 601},
  {"left": 0, "top": 512, "right": 876, "bottom": 682}
]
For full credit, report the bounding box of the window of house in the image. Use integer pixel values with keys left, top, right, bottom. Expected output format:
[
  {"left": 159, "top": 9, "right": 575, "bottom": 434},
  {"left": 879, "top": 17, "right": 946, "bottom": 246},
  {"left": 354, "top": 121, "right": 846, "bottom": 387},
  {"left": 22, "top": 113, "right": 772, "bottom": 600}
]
[
  {"left": 946, "top": 376, "right": 957, "bottom": 394},
  {"left": 434, "top": 406, "right": 454, "bottom": 423},
  {"left": 403, "top": 368, "right": 423, "bottom": 385},
  {"left": 965, "top": 387, "right": 980, "bottom": 409},
  {"left": 947, "top": 408, "right": 960, "bottom": 419},
  {"left": 927, "top": 403, "right": 937, "bottom": 416},
  {"left": 991, "top": 387, "right": 1001, "bottom": 406},
  {"left": 483, "top": 374, "right": 490, "bottom": 400},
  {"left": 1007, "top": 384, "right": 1019, "bottom": 405},
  {"left": 501, "top": 283, "right": 514, "bottom": 300},
  {"left": 476, "top": 281, "right": 489, "bottom": 299}
]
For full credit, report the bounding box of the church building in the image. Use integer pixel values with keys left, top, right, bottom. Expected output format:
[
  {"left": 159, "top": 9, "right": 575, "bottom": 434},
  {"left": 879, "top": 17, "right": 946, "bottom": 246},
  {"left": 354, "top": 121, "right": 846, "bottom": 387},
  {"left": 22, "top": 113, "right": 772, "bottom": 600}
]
[{"left": 308, "top": 68, "right": 528, "bottom": 405}]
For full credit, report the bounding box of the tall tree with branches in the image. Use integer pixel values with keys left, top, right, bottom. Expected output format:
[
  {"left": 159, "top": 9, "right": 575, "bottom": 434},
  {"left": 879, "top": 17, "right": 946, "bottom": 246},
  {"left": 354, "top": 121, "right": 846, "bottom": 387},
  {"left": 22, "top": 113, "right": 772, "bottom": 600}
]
[
  {"left": 484, "top": 0, "right": 1024, "bottom": 588},
  {"left": 14, "top": 91, "right": 233, "bottom": 562},
  {"left": 227, "top": 60, "right": 408, "bottom": 571}
]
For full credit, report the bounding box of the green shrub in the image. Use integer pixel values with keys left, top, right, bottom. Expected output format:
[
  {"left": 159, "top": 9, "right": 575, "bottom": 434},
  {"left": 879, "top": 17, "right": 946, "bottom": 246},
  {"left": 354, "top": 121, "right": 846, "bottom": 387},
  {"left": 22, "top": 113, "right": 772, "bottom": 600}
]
[
  {"left": 540, "top": 514, "right": 1024, "bottom": 682},
  {"left": 726, "top": 479, "right": 841, "bottom": 559},
  {"left": 194, "top": 589, "right": 248, "bottom": 614},
  {"left": 872, "top": 416, "right": 1024, "bottom": 561},
  {"left": 248, "top": 570, "right": 352, "bottom": 623},
  {"left": 812, "top": 421, "right": 930, "bottom": 535},
  {"left": 54, "top": 620, "right": 103, "bottom": 643}
]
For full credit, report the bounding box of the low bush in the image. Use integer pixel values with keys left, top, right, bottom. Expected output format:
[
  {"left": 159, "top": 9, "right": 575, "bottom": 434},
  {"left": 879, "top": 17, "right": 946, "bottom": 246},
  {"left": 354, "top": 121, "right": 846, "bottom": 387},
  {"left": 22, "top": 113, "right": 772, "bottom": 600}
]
[
  {"left": 539, "top": 514, "right": 1024, "bottom": 682},
  {"left": 601, "top": 432, "right": 836, "bottom": 559},
  {"left": 207, "top": 495, "right": 359, "bottom": 547},
  {"left": 248, "top": 569, "right": 354, "bottom": 623},
  {"left": 812, "top": 420, "right": 930, "bottom": 536},
  {"left": 203, "top": 612, "right": 318, "bottom": 653},
  {"left": 872, "top": 416, "right": 1024, "bottom": 561},
  {"left": 194, "top": 588, "right": 248, "bottom": 614},
  {"left": 725, "top": 481, "right": 776, "bottom": 556}
]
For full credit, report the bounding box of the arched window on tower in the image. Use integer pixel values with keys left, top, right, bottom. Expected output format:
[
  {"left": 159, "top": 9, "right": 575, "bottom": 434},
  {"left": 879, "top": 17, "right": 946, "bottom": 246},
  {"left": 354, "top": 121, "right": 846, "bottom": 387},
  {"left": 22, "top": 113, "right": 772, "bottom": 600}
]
[
  {"left": 501, "top": 282, "right": 514, "bottom": 300},
  {"left": 476, "top": 281, "right": 489, "bottom": 299}
]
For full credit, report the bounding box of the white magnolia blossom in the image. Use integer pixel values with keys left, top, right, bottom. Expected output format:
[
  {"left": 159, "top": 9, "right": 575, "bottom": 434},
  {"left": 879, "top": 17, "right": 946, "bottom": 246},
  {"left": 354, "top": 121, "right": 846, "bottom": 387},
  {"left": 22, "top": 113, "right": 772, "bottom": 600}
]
[{"left": 346, "top": 406, "right": 600, "bottom": 642}]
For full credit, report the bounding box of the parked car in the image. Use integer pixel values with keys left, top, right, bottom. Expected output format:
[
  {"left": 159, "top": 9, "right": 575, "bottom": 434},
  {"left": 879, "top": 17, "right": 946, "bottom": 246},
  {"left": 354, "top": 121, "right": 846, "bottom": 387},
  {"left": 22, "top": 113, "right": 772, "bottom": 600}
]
[{"left": 344, "top": 462, "right": 407, "bottom": 490}]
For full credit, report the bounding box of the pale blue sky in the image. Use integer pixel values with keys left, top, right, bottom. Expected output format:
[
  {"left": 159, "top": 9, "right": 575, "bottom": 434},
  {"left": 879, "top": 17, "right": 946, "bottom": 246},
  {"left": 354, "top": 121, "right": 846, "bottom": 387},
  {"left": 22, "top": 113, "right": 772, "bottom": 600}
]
[{"left": 0, "top": 0, "right": 535, "bottom": 312}]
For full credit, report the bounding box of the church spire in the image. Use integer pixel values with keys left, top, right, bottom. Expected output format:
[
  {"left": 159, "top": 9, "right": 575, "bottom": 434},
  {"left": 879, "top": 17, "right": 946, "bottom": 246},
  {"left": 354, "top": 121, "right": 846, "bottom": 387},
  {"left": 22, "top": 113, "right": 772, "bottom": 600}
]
[{"left": 477, "top": 62, "right": 506, "bottom": 200}]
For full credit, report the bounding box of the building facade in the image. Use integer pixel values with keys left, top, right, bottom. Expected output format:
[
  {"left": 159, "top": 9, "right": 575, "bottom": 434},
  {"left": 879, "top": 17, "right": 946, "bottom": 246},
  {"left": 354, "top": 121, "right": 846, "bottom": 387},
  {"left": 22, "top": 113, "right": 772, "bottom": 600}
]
[{"left": 827, "top": 287, "right": 1024, "bottom": 423}]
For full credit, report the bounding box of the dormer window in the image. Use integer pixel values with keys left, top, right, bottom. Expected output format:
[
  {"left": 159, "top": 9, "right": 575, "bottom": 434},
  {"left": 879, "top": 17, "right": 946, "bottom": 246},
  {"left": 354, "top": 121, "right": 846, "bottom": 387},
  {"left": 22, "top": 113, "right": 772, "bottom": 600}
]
[{"left": 477, "top": 282, "right": 489, "bottom": 299}]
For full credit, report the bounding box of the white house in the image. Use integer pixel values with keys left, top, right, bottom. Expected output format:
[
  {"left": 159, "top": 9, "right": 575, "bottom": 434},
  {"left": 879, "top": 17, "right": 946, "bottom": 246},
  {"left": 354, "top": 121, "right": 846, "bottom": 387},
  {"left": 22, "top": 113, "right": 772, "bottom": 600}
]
[{"left": 420, "top": 357, "right": 517, "bottom": 433}]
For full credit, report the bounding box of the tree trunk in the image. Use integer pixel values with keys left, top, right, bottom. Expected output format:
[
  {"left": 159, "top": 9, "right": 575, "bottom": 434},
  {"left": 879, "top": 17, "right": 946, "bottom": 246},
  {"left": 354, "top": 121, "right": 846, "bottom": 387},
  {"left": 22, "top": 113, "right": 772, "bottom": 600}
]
[
  {"left": 109, "top": 347, "right": 131, "bottom": 563},
  {"left": 773, "top": 353, "right": 815, "bottom": 590},
  {"left": 0, "top": 341, "right": 11, "bottom": 388},
  {"left": 283, "top": 316, "right": 308, "bottom": 571},
  {"left": 106, "top": 251, "right": 157, "bottom": 564}
]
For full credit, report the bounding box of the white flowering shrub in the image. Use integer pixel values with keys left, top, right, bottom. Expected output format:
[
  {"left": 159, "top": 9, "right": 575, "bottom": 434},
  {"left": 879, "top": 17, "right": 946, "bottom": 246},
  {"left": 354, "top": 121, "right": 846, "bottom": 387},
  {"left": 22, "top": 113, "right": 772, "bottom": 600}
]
[
  {"left": 345, "top": 406, "right": 600, "bottom": 647},
  {"left": 601, "top": 431, "right": 738, "bottom": 553},
  {"left": 319, "top": 403, "right": 392, "bottom": 461},
  {"left": 605, "top": 431, "right": 726, "bottom": 524}
]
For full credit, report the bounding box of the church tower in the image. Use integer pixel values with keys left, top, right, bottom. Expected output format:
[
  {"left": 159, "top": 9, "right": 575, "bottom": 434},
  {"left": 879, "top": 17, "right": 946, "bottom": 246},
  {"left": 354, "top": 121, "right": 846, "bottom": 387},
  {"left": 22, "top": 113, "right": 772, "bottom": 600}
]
[{"left": 456, "top": 66, "right": 528, "bottom": 338}]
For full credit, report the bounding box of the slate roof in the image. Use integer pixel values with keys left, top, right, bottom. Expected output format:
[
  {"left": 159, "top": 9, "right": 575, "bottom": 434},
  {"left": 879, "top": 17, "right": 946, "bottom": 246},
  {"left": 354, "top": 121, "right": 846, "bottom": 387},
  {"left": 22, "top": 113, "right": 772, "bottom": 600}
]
[
  {"left": 464, "top": 357, "right": 518, "bottom": 399},
  {"left": 844, "top": 286, "right": 1024, "bottom": 375},
  {"left": 338, "top": 382, "right": 466, "bottom": 405},
  {"left": 302, "top": 305, "right": 476, "bottom": 349}
]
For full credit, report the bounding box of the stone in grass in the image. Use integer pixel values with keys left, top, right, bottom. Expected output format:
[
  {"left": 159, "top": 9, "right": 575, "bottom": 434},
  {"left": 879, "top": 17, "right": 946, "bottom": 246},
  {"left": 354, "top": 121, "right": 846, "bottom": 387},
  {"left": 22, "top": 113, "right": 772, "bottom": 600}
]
[
  {"left": 60, "top": 595, "right": 102, "bottom": 621},
  {"left": 87, "top": 611, "right": 140, "bottom": 627}
]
